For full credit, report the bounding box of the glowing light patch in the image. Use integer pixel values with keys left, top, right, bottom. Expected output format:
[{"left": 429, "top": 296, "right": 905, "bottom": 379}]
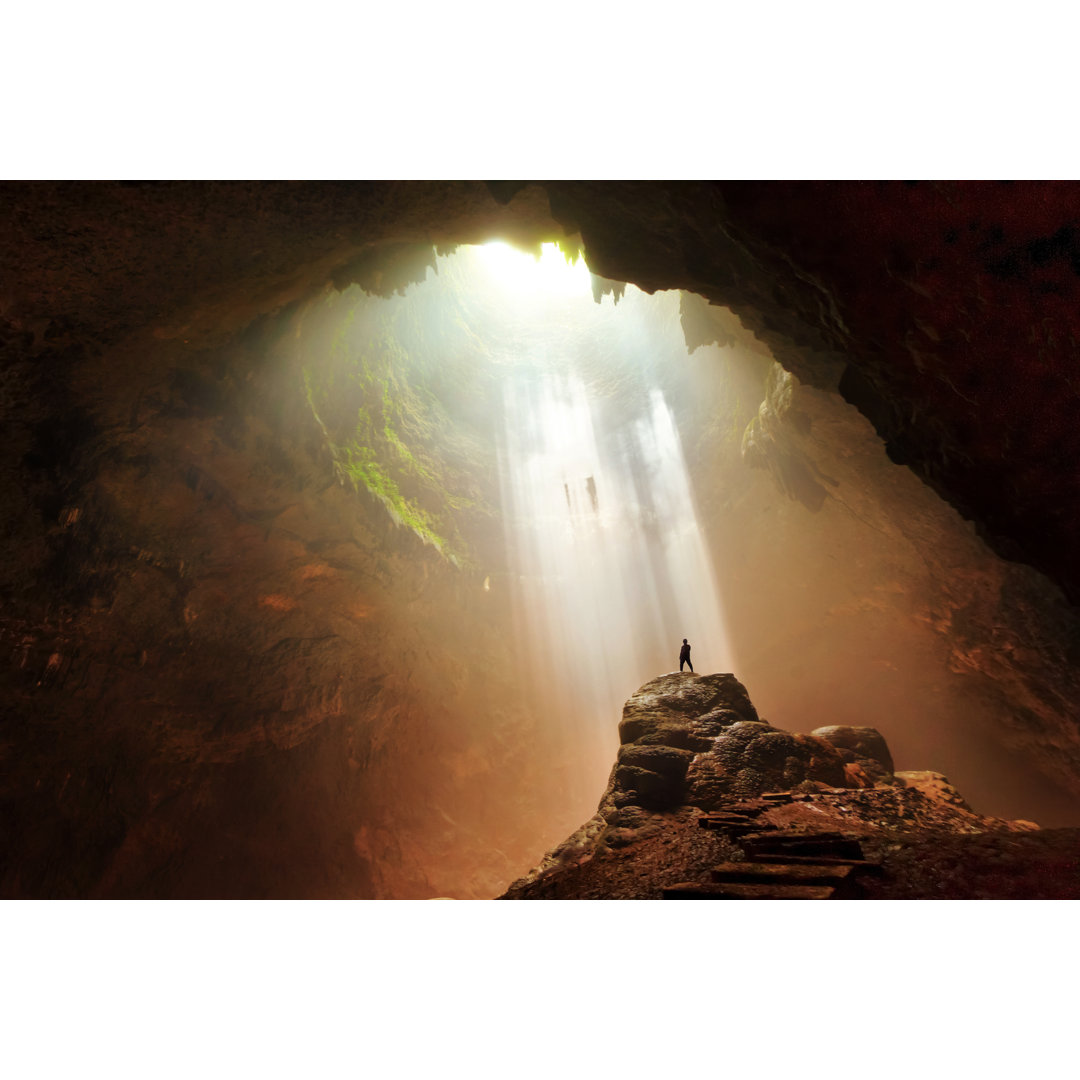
[
  {"left": 475, "top": 241, "right": 592, "bottom": 298},
  {"left": 259, "top": 594, "right": 297, "bottom": 611}
]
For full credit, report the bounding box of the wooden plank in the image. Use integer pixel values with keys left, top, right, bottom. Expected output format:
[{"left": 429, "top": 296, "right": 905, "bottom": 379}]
[
  {"left": 709, "top": 861, "right": 856, "bottom": 885},
  {"left": 698, "top": 818, "right": 762, "bottom": 832},
  {"left": 745, "top": 830, "right": 854, "bottom": 841},
  {"left": 662, "top": 882, "right": 836, "bottom": 900},
  {"left": 742, "top": 835, "right": 865, "bottom": 860},
  {"left": 751, "top": 853, "right": 882, "bottom": 873}
]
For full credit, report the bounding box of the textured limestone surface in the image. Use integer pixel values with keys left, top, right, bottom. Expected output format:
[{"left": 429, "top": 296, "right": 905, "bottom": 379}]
[{"left": 613, "top": 673, "right": 859, "bottom": 809}]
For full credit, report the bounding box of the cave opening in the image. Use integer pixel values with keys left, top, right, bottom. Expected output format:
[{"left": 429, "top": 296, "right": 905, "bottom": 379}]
[
  {"left": 270, "top": 235, "right": 1080, "bottom": 897},
  {"left": 292, "top": 241, "right": 737, "bottom": 829}
]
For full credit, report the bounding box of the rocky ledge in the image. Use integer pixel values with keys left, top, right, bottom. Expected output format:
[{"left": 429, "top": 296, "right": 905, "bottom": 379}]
[{"left": 501, "top": 673, "right": 1079, "bottom": 900}]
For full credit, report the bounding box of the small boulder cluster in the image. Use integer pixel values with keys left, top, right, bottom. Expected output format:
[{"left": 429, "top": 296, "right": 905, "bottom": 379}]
[{"left": 609, "top": 672, "right": 895, "bottom": 813}]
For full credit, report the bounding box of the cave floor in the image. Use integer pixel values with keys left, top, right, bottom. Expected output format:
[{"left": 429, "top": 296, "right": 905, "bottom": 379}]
[{"left": 502, "top": 795, "right": 1080, "bottom": 900}]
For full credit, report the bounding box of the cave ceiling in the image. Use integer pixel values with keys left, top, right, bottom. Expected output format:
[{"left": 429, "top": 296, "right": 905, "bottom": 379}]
[{"left": 4, "top": 180, "right": 1078, "bottom": 607}]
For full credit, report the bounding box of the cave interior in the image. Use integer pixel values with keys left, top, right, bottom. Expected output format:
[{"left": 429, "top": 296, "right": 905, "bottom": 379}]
[{"left": 3, "top": 180, "right": 1080, "bottom": 899}]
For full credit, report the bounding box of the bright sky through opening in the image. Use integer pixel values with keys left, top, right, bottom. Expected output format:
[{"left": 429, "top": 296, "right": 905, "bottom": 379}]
[
  {"left": 464, "top": 243, "right": 735, "bottom": 798},
  {"left": 475, "top": 241, "right": 593, "bottom": 299}
]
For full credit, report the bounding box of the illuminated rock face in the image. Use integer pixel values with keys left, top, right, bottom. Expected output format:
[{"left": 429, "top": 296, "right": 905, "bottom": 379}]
[
  {"left": 3, "top": 181, "right": 1080, "bottom": 898},
  {"left": 619, "top": 673, "right": 881, "bottom": 807}
]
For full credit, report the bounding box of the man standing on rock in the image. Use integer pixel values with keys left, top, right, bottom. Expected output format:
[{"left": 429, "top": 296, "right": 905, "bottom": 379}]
[{"left": 679, "top": 638, "right": 693, "bottom": 672}]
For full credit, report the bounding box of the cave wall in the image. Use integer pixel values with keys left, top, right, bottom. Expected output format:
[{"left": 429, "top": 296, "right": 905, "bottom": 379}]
[
  {"left": 715, "top": 180, "right": 1080, "bottom": 607},
  {"left": 541, "top": 181, "right": 1080, "bottom": 606},
  {"left": 1, "top": 268, "right": 586, "bottom": 898}
]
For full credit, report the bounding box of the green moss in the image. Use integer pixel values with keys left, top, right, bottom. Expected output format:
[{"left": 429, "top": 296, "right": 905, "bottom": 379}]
[
  {"left": 299, "top": 292, "right": 485, "bottom": 565},
  {"left": 337, "top": 443, "right": 450, "bottom": 552},
  {"left": 329, "top": 305, "right": 358, "bottom": 360}
]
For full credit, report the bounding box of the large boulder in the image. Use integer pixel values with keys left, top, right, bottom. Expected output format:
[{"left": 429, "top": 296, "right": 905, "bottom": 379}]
[
  {"left": 616, "top": 744, "right": 696, "bottom": 778},
  {"left": 618, "top": 673, "right": 758, "bottom": 748},
  {"left": 684, "top": 724, "right": 849, "bottom": 807},
  {"left": 609, "top": 672, "right": 875, "bottom": 812},
  {"left": 811, "top": 725, "right": 895, "bottom": 781}
]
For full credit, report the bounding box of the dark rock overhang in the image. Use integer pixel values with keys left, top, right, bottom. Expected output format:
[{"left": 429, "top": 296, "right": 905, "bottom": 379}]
[{"left": 3, "top": 179, "right": 1079, "bottom": 605}]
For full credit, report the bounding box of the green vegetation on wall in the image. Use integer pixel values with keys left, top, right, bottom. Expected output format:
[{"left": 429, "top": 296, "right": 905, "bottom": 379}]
[{"left": 301, "top": 286, "right": 495, "bottom": 565}]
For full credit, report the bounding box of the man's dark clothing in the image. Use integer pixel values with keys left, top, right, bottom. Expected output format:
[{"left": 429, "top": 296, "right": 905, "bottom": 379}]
[{"left": 679, "top": 641, "right": 693, "bottom": 672}]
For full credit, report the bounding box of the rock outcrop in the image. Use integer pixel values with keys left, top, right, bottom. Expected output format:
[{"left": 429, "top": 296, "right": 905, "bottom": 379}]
[
  {"left": 612, "top": 673, "right": 867, "bottom": 810},
  {"left": 502, "top": 673, "right": 1067, "bottom": 900},
  {"left": 616, "top": 672, "right": 895, "bottom": 811}
]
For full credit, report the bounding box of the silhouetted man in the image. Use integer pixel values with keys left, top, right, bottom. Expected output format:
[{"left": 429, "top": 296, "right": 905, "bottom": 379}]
[{"left": 679, "top": 638, "right": 693, "bottom": 672}]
